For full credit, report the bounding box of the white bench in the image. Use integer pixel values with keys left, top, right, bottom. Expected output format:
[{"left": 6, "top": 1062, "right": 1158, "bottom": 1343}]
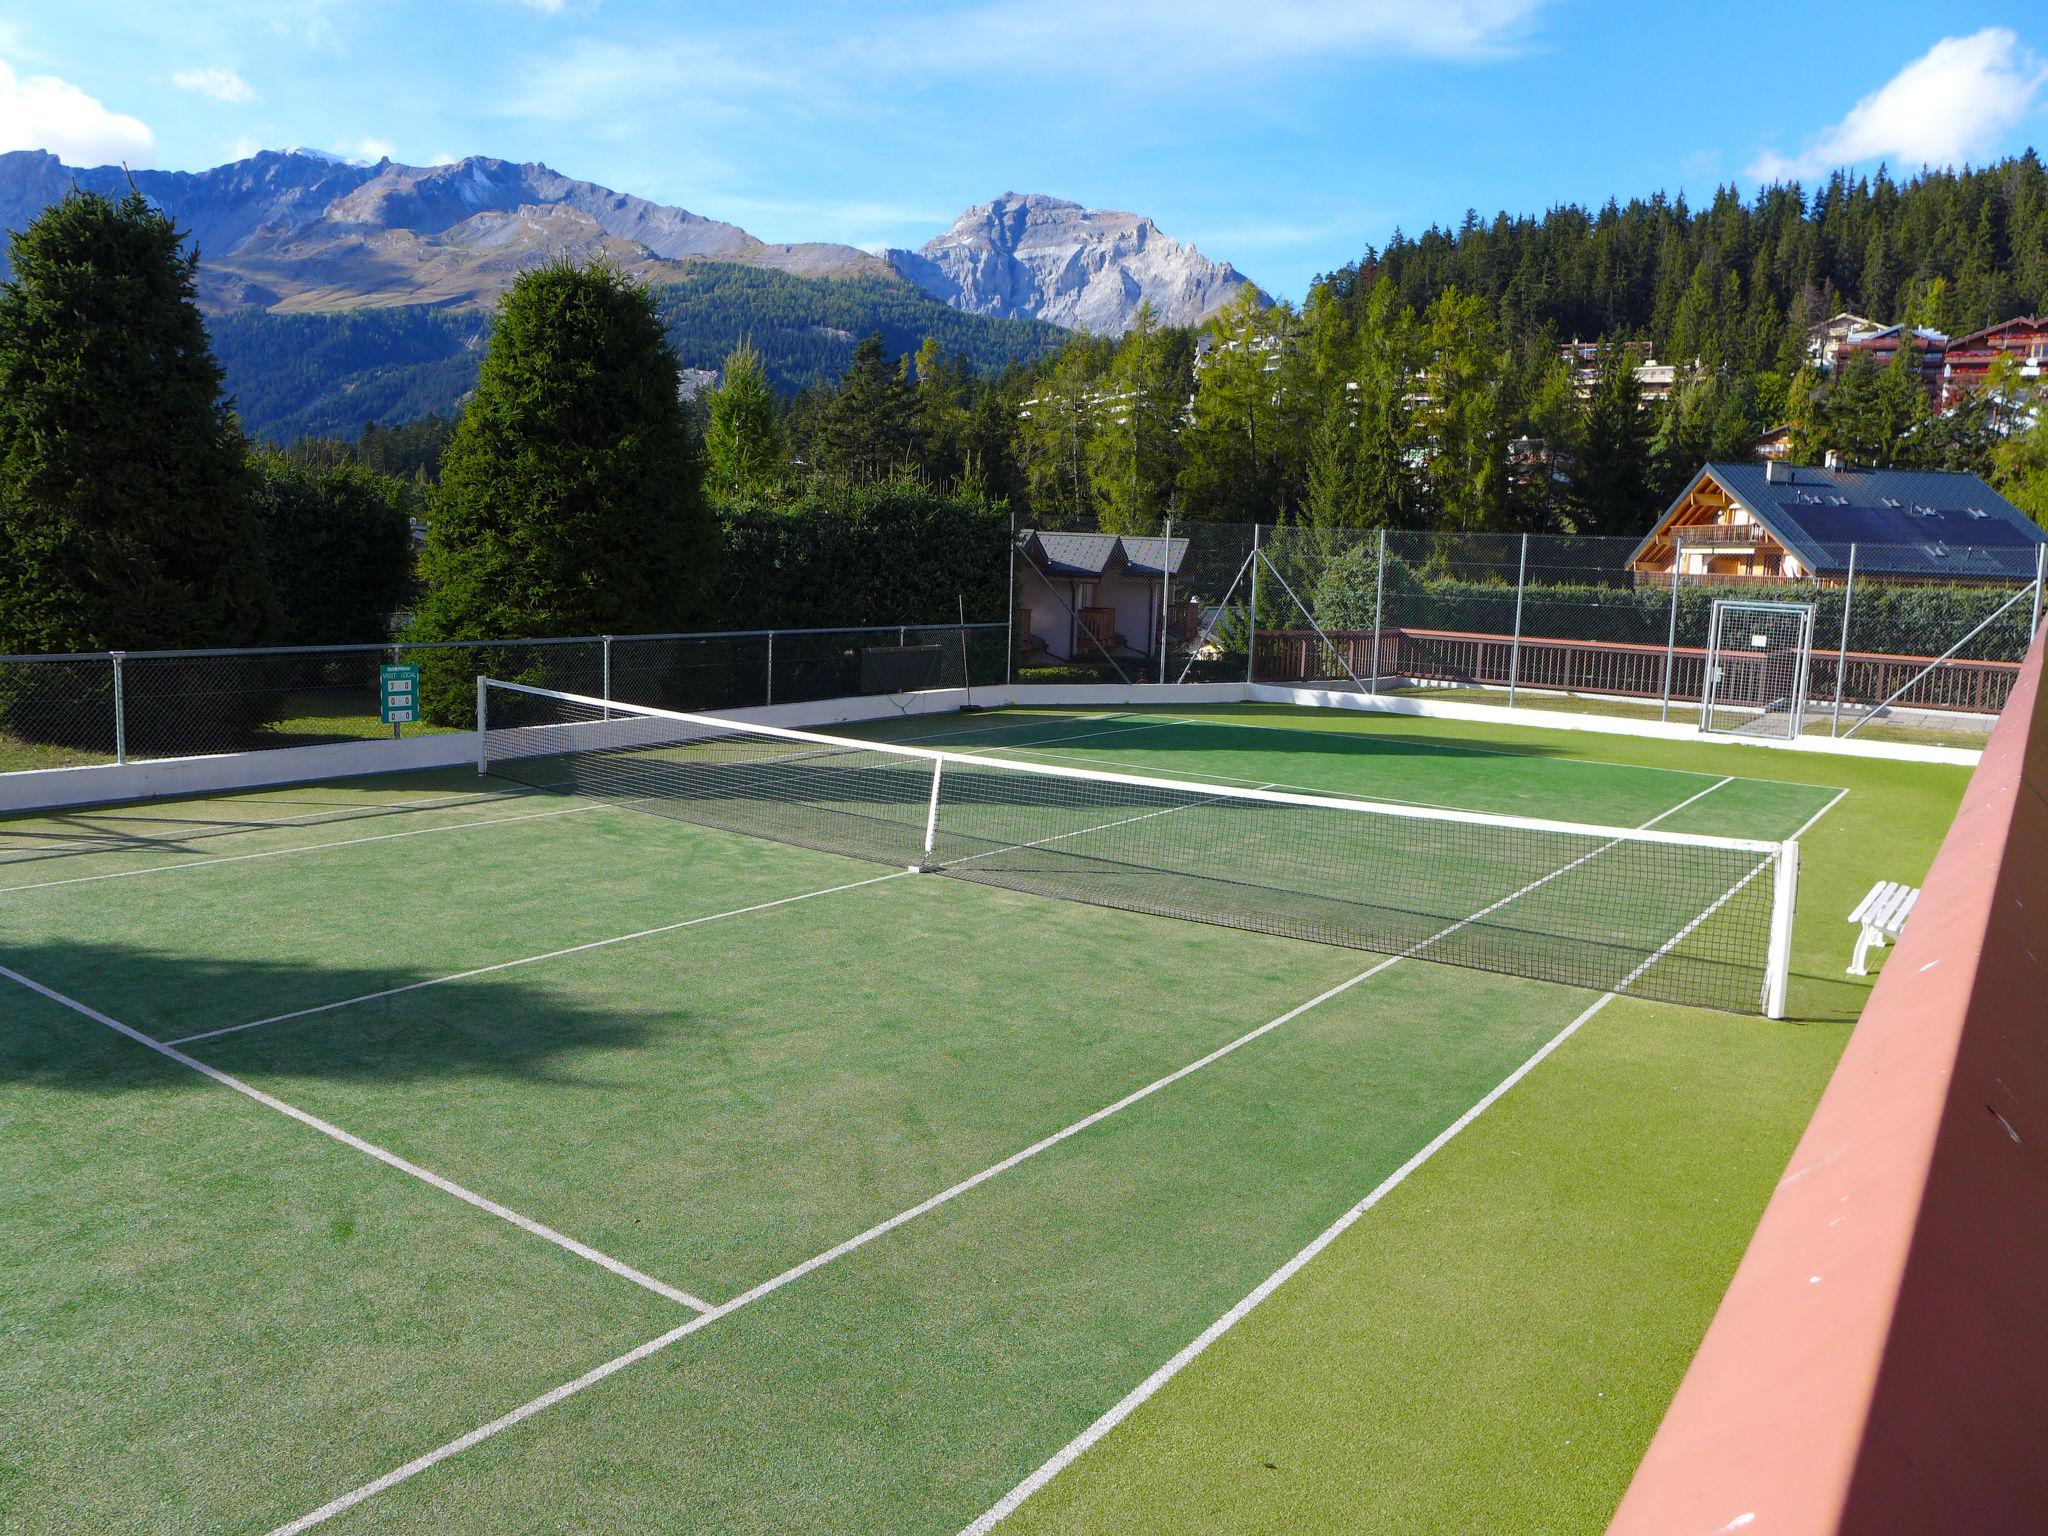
[{"left": 1847, "top": 881, "right": 1919, "bottom": 976}]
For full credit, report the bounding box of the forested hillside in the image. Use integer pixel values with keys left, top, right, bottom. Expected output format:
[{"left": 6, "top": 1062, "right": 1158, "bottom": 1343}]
[
  {"left": 1325, "top": 156, "right": 2048, "bottom": 368},
  {"left": 212, "top": 262, "right": 1067, "bottom": 441}
]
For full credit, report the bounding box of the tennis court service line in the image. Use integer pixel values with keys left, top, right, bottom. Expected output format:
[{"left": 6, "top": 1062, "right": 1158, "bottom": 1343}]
[
  {"left": 0, "top": 799, "right": 608, "bottom": 896},
  {"left": 261, "top": 771, "right": 1731, "bottom": 1534},
  {"left": 0, "top": 961, "right": 714, "bottom": 1314},
  {"left": 960, "top": 780, "right": 1765, "bottom": 1534},
  {"left": 166, "top": 870, "right": 913, "bottom": 1046}
]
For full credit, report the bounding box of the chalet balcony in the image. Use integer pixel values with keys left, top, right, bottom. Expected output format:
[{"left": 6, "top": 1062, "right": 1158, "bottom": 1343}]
[{"left": 1669, "top": 522, "right": 1771, "bottom": 548}]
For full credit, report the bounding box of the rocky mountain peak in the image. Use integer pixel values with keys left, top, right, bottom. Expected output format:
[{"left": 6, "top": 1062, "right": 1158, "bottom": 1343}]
[{"left": 888, "top": 192, "right": 1252, "bottom": 334}]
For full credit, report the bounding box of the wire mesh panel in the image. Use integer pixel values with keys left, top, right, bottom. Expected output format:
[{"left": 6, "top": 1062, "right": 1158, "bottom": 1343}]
[
  {"left": 480, "top": 680, "right": 1798, "bottom": 1016},
  {"left": 1701, "top": 602, "right": 1816, "bottom": 739},
  {"left": 0, "top": 654, "right": 119, "bottom": 764}
]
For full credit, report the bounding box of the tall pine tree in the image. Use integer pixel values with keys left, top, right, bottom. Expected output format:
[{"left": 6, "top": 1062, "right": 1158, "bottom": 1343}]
[
  {"left": 410, "top": 260, "right": 715, "bottom": 716},
  {"left": 0, "top": 189, "right": 277, "bottom": 653}
]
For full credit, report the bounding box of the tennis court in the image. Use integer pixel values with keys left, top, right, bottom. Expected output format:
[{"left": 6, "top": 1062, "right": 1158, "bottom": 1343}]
[{"left": 0, "top": 701, "right": 1904, "bottom": 1534}]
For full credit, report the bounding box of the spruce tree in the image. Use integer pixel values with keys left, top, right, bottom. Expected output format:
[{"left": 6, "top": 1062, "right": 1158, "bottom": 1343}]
[
  {"left": 1570, "top": 346, "right": 1655, "bottom": 536},
  {"left": 813, "top": 335, "right": 916, "bottom": 483},
  {"left": 704, "top": 339, "right": 784, "bottom": 499},
  {"left": 0, "top": 189, "right": 277, "bottom": 653},
  {"left": 409, "top": 261, "right": 715, "bottom": 715},
  {"left": 248, "top": 450, "right": 414, "bottom": 644}
]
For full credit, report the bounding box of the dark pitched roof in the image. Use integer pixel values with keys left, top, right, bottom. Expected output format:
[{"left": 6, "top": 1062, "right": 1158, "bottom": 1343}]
[
  {"left": 1025, "top": 531, "right": 1118, "bottom": 576},
  {"left": 1117, "top": 536, "right": 1189, "bottom": 576},
  {"left": 1019, "top": 531, "right": 1187, "bottom": 577},
  {"left": 1636, "top": 464, "right": 2047, "bottom": 580}
]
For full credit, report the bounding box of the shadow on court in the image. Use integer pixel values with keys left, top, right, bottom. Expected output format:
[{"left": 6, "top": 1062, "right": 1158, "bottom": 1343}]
[{"left": 2, "top": 937, "right": 669, "bottom": 1093}]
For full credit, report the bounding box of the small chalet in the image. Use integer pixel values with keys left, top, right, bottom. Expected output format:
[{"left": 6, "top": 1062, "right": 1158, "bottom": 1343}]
[
  {"left": 1629, "top": 462, "right": 2047, "bottom": 586},
  {"left": 1833, "top": 324, "right": 1948, "bottom": 395},
  {"left": 1015, "top": 531, "right": 1195, "bottom": 664}
]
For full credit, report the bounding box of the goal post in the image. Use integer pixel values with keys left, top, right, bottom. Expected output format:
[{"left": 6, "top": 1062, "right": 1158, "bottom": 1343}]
[{"left": 1702, "top": 599, "right": 1818, "bottom": 740}]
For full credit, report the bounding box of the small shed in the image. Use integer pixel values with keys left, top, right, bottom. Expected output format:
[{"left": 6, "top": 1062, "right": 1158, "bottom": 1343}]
[{"left": 1016, "top": 531, "right": 1192, "bottom": 663}]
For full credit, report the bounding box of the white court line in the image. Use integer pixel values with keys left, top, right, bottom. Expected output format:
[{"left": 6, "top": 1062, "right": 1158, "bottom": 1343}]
[
  {"left": 960, "top": 810, "right": 1781, "bottom": 1534},
  {"left": 1638, "top": 776, "right": 1734, "bottom": 829},
  {"left": 0, "top": 963, "right": 713, "bottom": 1314},
  {"left": 260, "top": 771, "right": 1721, "bottom": 1535},
  {"left": 1789, "top": 786, "right": 1851, "bottom": 841},
  {"left": 0, "top": 800, "right": 607, "bottom": 896},
  {"left": 169, "top": 871, "right": 912, "bottom": 1046}
]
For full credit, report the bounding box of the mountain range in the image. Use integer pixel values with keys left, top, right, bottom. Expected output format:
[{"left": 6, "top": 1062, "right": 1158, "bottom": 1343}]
[
  {"left": 0, "top": 149, "right": 1251, "bottom": 333},
  {"left": 0, "top": 149, "right": 1253, "bottom": 440}
]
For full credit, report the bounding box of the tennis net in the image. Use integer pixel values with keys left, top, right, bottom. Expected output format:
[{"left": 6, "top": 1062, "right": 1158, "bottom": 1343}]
[{"left": 477, "top": 679, "right": 1799, "bottom": 1016}]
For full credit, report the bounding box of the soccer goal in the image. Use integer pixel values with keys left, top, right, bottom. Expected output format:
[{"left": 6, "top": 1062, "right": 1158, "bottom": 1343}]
[{"left": 1701, "top": 599, "right": 1817, "bottom": 740}]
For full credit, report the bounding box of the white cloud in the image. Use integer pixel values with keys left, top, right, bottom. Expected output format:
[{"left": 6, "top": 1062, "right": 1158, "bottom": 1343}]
[
  {"left": 350, "top": 136, "right": 395, "bottom": 163},
  {"left": 1748, "top": 28, "right": 2048, "bottom": 181},
  {"left": 224, "top": 133, "right": 263, "bottom": 160},
  {"left": 0, "top": 56, "right": 154, "bottom": 165},
  {"left": 172, "top": 66, "right": 257, "bottom": 104}
]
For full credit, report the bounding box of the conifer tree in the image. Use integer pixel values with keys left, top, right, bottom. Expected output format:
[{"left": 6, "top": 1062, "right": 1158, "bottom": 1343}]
[
  {"left": 704, "top": 339, "right": 784, "bottom": 498},
  {"left": 0, "top": 189, "right": 277, "bottom": 653},
  {"left": 410, "top": 260, "right": 714, "bottom": 712}
]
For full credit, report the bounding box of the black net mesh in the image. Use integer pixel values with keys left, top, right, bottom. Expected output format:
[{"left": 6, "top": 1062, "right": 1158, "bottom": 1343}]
[{"left": 482, "top": 684, "right": 1786, "bottom": 1015}]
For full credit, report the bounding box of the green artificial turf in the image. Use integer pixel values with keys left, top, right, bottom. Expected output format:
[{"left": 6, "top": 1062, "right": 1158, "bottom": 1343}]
[{"left": 0, "top": 704, "right": 1971, "bottom": 1534}]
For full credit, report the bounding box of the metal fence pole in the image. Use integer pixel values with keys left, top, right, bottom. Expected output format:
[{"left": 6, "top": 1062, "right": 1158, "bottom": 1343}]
[
  {"left": 1659, "top": 539, "right": 1683, "bottom": 724},
  {"left": 1507, "top": 532, "right": 1529, "bottom": 708},
  {"left": 387, "top": 644, "right": 402, "bottom": 739},
  {"left": 1369, "top": 529, "right": 1386, "bottom": 694},
  {"left": 1157, "top": 515, "right": 1173, "bottom": 685},
  {"left": 110, "top": 651, "right": 126, "bottom": 765},
  {"left": 1246, "top": 523, "right": 1261, "bottom": 686},
  {"left": 765, "top": 630, "right": 775, "bottom": 706},
  {"left": 1005, "top": 508, "right": 1018, "bottom": 689},
  {"left": 1829, "top": 545, "right": 1856, "bottom": 737},
  {"left": 2033, "top": 543, "right": 2046, "bottom": 640}
]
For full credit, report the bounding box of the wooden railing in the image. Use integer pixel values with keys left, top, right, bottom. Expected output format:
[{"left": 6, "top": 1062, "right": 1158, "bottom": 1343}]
[{"left": 1255, "top": 626, "right": 2021, "bottom": 716}]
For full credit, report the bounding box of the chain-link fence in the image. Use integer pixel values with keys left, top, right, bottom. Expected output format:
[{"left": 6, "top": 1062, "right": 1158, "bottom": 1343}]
[
  {"left": 0, "top": 624, "right": 1006, "bottom": 772},
  {"left": 1011, "top": 519, "right": 2047, "bottom": 748}
]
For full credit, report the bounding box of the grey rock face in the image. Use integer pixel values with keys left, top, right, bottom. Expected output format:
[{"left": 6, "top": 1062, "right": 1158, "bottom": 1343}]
[{"left": 887, "top": 193, "right": 1253, "bottom": 334}]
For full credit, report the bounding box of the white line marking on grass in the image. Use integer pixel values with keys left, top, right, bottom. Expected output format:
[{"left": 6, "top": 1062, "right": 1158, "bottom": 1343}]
[
  {"left": 0, "top": 963, "right": 713, "bottom": 1313},
  {"left": 257, "top": 773, "right": 1702, "bottom": 1535},
  {"left": 1789, "top": 786, "right": 1850, "bottom": 841},
  {"left": 167, "top": 871, "right": 912, "bottom": 1045},
  {"left": 960, "top": 824, "right": 1785, "bottom": 1534},
  {"left": 260, "top": 954, "right": 1405, "bottom": 1536},
  {"left": 0, "top": 801, "right": 607, "bottom": 896},
  {"left": 1637, "top": 776, "right": 1734, "bottom": 829},
  {"left": 959, "top": 985, "right": 1615, "bottom": 1535}
]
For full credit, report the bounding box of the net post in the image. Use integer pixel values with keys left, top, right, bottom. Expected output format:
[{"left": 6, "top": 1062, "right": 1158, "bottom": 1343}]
[
  {"left": 474, "top": 675, "right": 488, "bottom": 775},
  {"left": 1507, "top": 532, "right": 1529, "bottom": 708},
  {"left": 1369, "top": 529, "right": 1385, "bottom": 694},
  {"left": 918, "top": 758, "right": 945, "bottom": 868},
  {"left": 1763, "top": 839, "right": 1800, "bottom": 1020},
  {"left": 110, "top": 651, "right": 126, "bottom": 765},
  {"left": 1829, "top": 545, "right": 1855, "bottom": 736},
  {"left": 1659, "top": 538, "right": 1682, "bottom": 723},
  {"left": 1246, "top": 523, "right": 1261, "bottom": 687}
]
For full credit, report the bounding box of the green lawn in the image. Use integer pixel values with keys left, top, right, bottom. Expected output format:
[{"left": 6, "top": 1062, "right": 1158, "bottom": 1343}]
[{"left": 0, "top": 704, "right": 1968, "bottom": 1534}]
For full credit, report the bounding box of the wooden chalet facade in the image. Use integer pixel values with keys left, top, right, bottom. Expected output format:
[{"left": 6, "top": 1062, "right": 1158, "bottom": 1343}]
[{"left": 1629, "top": 463, "right": 2048, "bottom": 588}]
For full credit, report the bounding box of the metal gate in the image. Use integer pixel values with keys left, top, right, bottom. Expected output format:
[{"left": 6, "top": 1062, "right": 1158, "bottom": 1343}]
[{"left": 1701, "top": 600, "right": 1817, "bottom": 739}]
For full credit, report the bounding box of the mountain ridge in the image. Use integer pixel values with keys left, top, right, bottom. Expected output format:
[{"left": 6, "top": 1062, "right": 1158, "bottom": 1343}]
[{"left": 0, "top": 149, "right": 1253, "bottom": 336}]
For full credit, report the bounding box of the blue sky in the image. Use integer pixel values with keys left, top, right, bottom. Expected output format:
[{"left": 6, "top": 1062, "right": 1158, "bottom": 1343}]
[{"left": 2, "top": 2, "right": 2045, "bottom": 300}]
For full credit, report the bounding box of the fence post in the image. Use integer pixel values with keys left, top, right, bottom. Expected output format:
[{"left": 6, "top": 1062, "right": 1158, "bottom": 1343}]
[
  {"left": 601, "top": 635, "right": 613, "bottom": 708},
  {"left": 1659, "top": 539, "right": 1683, "bottom": 724},
  {"left": 1246, "top": 523, "right": 1261, "bottom": 686},
  {"left": 1830, "top": 545, "right": 1856, "bottom": 737},
  {"left": 387, "top": 644, "right": 402, "bottom": 739},
  {"left": 1005, "top": 508, "right": 1017, "bottom": 691},
  {"left": 765, "top": 631, "right": 775, "bottom": 706},
  {"left": 2033, "top": 542, "right": 2045, "bottom": 641},
  {"left": 1157, "top": 514, "right": 1174, "bottom": 685},
  {"left": 110, "top": 652, "right": 126, "bottom": 765},
  {"left": 1507, "top": 532, "right": 1529, "bottom": 708},
  {"left": 1369, "top": 528, "right": 1386, "bottom": 694}
]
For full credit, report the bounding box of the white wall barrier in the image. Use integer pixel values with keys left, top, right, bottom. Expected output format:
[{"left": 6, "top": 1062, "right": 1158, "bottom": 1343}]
[{"left": 0, "top": 676, "right": 1979, "bottom": 815}]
